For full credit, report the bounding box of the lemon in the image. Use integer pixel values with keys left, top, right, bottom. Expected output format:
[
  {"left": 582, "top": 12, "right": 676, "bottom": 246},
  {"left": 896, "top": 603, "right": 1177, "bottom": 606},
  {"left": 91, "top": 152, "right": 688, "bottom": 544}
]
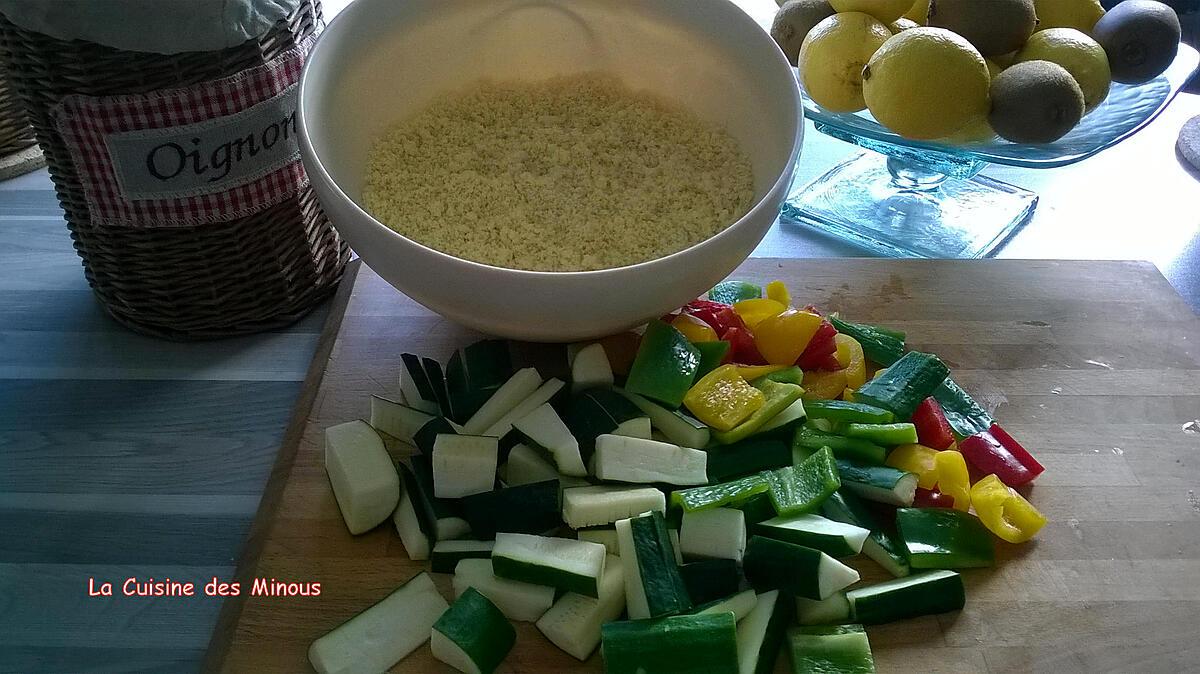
[
  {"left": 1016, "top": 28, "right": 1111, "bottom": 111},
  {"left": 799, "top": 13, "right": 893, "bottom": 112},
  {"left": 830, "top": 0, "right": 914, "bottom": 23},
  {"left": 938, "top": 62, "right": 1003, "bottom": 143},
  {"left": 862, "top": 27, "right": 991, "bottom": 140},
  {"left": 903, "top": 0, "right": 930, "bottom": 23},
  {"left": 1034, "top": 0, "right": 1106, "bottom": 34},
  {"left": 889, "top": 17, "right": 920, "bottom": 33}
]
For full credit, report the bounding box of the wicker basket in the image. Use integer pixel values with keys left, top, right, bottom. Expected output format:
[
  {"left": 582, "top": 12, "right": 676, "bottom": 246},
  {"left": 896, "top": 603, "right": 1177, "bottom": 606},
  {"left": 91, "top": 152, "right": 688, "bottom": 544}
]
[
  {"left": 0, "top": 0, "right": 348, "bottom": 340},
  {"left": 0, "top": 60, "right": 35, "bottom": 156}
]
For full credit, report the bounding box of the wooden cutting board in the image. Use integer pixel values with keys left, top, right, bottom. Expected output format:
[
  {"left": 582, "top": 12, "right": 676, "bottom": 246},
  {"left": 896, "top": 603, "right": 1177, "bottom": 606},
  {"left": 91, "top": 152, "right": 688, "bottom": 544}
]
[{"left": 205, "top": 258, "right": 1200, "bottom": 674}]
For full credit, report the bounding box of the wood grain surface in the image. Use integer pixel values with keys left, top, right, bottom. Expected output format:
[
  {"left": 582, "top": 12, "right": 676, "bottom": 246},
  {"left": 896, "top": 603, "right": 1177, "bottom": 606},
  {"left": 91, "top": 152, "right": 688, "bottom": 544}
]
[{"left": 208, "top": 259, "right": 1200, "bottom": 674}]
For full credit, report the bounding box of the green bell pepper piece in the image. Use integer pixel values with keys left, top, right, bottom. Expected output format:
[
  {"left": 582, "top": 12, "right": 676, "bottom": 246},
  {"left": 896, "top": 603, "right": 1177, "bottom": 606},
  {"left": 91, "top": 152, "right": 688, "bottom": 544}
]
[
  {"left": 712, "top": 379, "right": 804, "bottom": 445},
  {"left": 787, "top": 625, "right": 875, "bottom": 674},
  {"left": 895, "top": 507, "right": 995, "bottom": 569},
  {"left": 671, "top": 473, "right": 769, "bottom": 512},
  {"left": 753, "top": 365, "right": 804, "bottom": 387},
  {"left": 708, "top": 280, "right": 762, "bottom": 305},
  {"left": 763, "top": 446, "right": 840, "bottom": 516},
  {"left": 793, "top": 426, "right": 887, "bottom": 465},
  {"left": 625, "top": 321, "right": 701, "bottom": 408},
  {"left": 842, "top": 422, "right": 918, "bottom": 446},
  {"left": 693, "top": 340, "right": 730, "bottom": 379},
  {"left": 803, "top": 400, "right": 894, "bottom": 424}
]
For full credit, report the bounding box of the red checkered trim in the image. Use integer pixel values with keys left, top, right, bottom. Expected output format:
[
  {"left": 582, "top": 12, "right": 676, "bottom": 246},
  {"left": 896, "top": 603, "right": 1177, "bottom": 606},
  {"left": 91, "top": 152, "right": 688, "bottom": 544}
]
[{"left": 54, "top": 35, "right": 316, "bottom": 228}]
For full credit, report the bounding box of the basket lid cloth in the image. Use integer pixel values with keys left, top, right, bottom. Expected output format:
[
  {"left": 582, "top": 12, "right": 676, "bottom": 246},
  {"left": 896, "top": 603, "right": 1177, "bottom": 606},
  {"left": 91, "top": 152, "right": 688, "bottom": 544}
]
[{"left": 0, "top": 0, "right": 306, "bottom": 54}]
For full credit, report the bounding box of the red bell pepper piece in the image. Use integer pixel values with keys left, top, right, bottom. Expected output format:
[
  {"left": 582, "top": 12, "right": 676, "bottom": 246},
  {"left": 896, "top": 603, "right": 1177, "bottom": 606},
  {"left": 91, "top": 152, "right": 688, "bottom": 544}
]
[
  {"left": 795, "top": 320, "right": 839, "bottom": 370},
  {"left": 913, "top": 488, "right": 956, "bottom": 509},
  {"left": 684, "top": 300, "right": 745, "bottom": 337},
  {"left": 720, "top": 326, "right": 767, "bottom": 365},
  {"left": 912, "top": 397, "right": 956, "bottom": 449},
  {"left": 959, "top": 423, "right": 1044, "bottom": 487}
]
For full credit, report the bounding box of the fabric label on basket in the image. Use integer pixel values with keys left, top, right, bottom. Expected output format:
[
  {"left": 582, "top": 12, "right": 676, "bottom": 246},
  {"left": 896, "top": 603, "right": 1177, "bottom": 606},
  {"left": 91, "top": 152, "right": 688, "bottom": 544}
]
[{"left": 53, "top": 35, "right": 316, "bottom": 228}]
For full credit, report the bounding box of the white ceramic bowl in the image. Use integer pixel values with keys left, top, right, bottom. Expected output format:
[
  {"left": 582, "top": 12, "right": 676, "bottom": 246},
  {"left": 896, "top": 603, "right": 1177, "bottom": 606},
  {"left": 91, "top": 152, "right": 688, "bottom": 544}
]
[{"left": 299, "top": 0, "right": 802, "bottom": 341}]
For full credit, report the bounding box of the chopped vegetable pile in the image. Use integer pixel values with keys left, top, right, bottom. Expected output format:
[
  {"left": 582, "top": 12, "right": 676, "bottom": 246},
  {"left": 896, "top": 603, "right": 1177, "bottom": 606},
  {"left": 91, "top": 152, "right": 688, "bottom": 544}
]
[{"left": 314, "top": 278, "right": 1048, "bottom": 674}]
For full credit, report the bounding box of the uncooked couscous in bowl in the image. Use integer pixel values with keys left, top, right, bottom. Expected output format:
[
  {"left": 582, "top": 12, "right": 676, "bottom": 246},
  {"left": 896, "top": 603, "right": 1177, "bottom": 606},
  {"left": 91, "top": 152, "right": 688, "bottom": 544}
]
[
  {"left": 362, "top": 73, "right": 756, "bottom": 272},
  {"left": 298, "top": 0, "right": 802, "bottom": 340}
]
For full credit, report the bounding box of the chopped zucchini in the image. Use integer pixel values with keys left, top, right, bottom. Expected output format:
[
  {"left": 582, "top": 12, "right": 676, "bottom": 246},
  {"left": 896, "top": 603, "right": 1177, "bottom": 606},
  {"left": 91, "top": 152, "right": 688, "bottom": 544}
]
[
  {"left": 743, "top": 536, "right": 860, "bottom": 600},
  {"left": 593, "top": 434, "right": 708, "bottom": 486},
  {"left": 406, "top": 456, "right": 471, "bottom": 541},
  {"left": 618, "top": 389, "right": 711, "bottom": 448},
  {"left": 612, "top": 416, "right": 653, "bottom": 439},
  {"left": 460, "top": 479, "right": 561, "bottom": 538},
  {"left": 432, "top": 434, "right": 499, "bottom": 498},
  {"left": 431, "top": 539, "right": 494, "bottom": 574},
  {"left": 786, "top": 624, "right": 876, "bottom": 674},
  {"left": 537, "top": 555, "right": 626, "bottom": 661},
  {"left": 325, "top": 420, "right": 399, "bottom": 535},
  {"left": 479, "top": 377, "right": 565, "bottom": 439},
  {"left": 845, "top": 570, "right": 965, "bottom": 625},
  {"left": 308, "top": 572, "right": 447, "bottom": 673},
  {"left": 827, "top": 316, "right": 905, "bottom": 367},
  {"left": 752, "top": 513, "right": 869, "bottom": 558},
  {"left": 793, "top": 426, "right": 887, "bottom": 465},
  {"left": 852, "top": 351, "right": 949, "bottom": 421},
  {"left": 616, "top": 511, "right": 692, "bottom": 619},
  {"left": 693, "top": 588, "right": 759, "bottom": 622},
  {"left": 504, "top": 443, "right": 559, "bottom": 486},
  {"left": 571, "top": 342, "right": 614, "bottom": 394},
  {"left": 431, "top": 587, "right": 515, "bottom": 674},
  {"left": 392, "top": 480, "right": 430, "bottom": 561},
  {"left": 577, "top": 527, "right": 621, "bottom": 555},
  {"left": 413, "top": 415, "right": 457, "bottom": 455},
  {"left": 933, "top": 376, "right": 994, "bottom": 439},
  {"left": 600, "top": 612, "right": 739, "bottom": 674},
  {"left": 821, "top": 491, "right": 910, "bottom": 578},
  {"left": 843, "top": 422, "right": 918, "bottom": 446},
  {"left": 803, "top": 399, "right": 894, "bottom": 424},
  {"left": 705, "top": 438, "right": 792, "bottom": 483},
  {"left": 451, "top": 558, "right": 555, "bottom": 622},
  {"left": 369, "top": 396, "right": 434, "bottom": 446},
  {"left": 400, "top": 353, "right": 441, "bottom": 414},
  {"left": 463, "top": 368, "right": 543, "bottom": 435},
  {"left": 679, "top": 507, "right": 746, "bottom": 561},
  {"left": 491, "top": 533, "right": 607, "bottom": 597},
  {"left": 758, "top": 398, "right": 808, "bottom": 436},
  {"left": 422, "top": 357, "right": 454, "bottom": 419},
  {"left": 737, "top": 590, "right": 794, "bottom": 674},
  {"left": 679, "top": 559, "right": 742, "bottom": 605},
  {"left": 795, "top": 592, "right": 852, "bottom": 626},
  {"left": 562, "top": 485, "right": 665, "bottom": 529},
  {"left": 836, "top": 460, "right": 918, "bottom": 506}
]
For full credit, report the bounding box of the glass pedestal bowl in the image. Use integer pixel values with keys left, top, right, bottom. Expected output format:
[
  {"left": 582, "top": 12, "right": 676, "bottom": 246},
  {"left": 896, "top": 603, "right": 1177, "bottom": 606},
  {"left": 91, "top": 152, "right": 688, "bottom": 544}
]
[{"left": 781, "top": 44, "right": 1200, "bottom": 259}]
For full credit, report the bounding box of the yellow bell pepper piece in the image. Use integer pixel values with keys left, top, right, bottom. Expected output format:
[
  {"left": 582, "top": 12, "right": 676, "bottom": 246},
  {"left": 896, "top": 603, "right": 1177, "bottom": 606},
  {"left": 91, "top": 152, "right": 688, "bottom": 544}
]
[
  {"left": 766, "top": 280, "right": 791, "bottom": 308},
  {"left": 683, "top": 364, "right": 766, "bottom": 432},
  {"left": 754, "top": 310, "right": 823, "bottom": 365},
  {"left": 801, "top": 368, "right": 847, "bottom": 401},
  {"left": 970, "top": 474, "right": 1048, "bottom": 543},
  {"left": 671, "top": 313, "right": 718, "bottom": 343},
  {"left": 935, "top": 450, "right": 972, "bottom": 512},
  {"left": 886, "top": 444, "right": 940, "bottom": 490},
  {"left": 736, "top": 364, "right": 788, "bottom": 380},
  {"left": 834, "top": 333, "right": 867, "bottom": 390},
  {"left": 841, "top": 388, "right": 855, "bottom": 402},
  {"left": 732, "top": 298, "right": 787, "bottom": 330}
]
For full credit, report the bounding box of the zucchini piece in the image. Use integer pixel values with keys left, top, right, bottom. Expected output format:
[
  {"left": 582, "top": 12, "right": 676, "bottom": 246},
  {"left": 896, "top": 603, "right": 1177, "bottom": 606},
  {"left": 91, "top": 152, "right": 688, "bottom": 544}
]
[
  {"left": 731, "top": 492, "right": 777, "bottom": 526},
  {"left": 480, "top": 377, "right": 565, "bottom": 439},
  {"left": 743, "top": 536, "right": 860, "bottom": 600},
  {"left": 709, "top": 280, "right": 763, "bottom": 304},
  {"left": 562, "top": 485, "right": 665, "bottom": 529},
  {"left": 618, "top": 389, "right": 711, "bottom": 449},
  {"left": 763, "top": 447, "right": 841, "bottom": 517},
  {"left": 895, "top": 507, "right": 995, "bottom": 569},
  {"left": 827, "top": 316, "right": 905, "bottom": 367},
  {"left": 712, "top": 380, "right": 804, "bottom": 445},
  {"left": 446, "top": 350, "right": 484, "bottom": 424},
  {"left": 846, "top": 570, "right": 965, "bottom": 625},
  {"left": 803, "top": 399, "right": 894, "bottom": 424},
  {"left": 843, "top": 422, "right": 918, "bottom": 446},
  {"left": 793, "top": 426, "right": 887, "bottom": 465},
  {"left": 464, "top": 339, "right": 514, "bottom": 389},
  {"left": 460, "top": 479, "right": 561, "bottom": 538},
  {"left": 308, "top": 571, "right": 447, "bottom": 674},
  {"left": 933, "top": 376, "right": 995, "bottom": 439},
  {"left": 463, "top": 368, "right": 543, "bottom": 435},
  {"left": 786, "top": 624, "right": 875, "bottom": 674},
  {"left": 694, "top": 340, "right": 732, "bottom": 379},
  {"left": 706, "top": 438, "right": 792, "bottom": 483},
  {"left": 612, "top": 416, "right": 653, "bottom": 439},
  {"left": 593, "top": 434, "right": 708, "bottom": 486},
  {"left": 413, "top": 415, "right": 457, "bottom": 455},
  {"left": 624, "top": 320, "right": 702, "bottom": 409},
  {"left": 836, "top": 459, "right": 918, "bottom": 506},
  {"left": 571, "top": 342, "right": 614, "bottom": 394},
  {"left": 431, "top": 539, "right": 494, "bottom": 574},
  {"left": 369, "top": 396, "right": 435, "bottom": 446},
  {"left": 392, "top": 480, "right": 431, "bottom": 561},
  {"left": 407, "top": 456, "right": 471, "bottom": 540},
  {"left": 432, "top": 434, "right": 499, "bottom": 498},
  {"left": 421, "top": 357, "right": 454, "bottom": 419},
  {"left": 758, "top": 398, "right": 808, "bottom": 436},
  {"left": 586, "top": 388, "right": 645, "bottom": 424},
  {"left": 601, "top": 612, "right": 739, "bottom": 674},
  {"left": 671, "top": 473, "right": 770, "bottom": 512},
  {"left": 577, "top": 527, "right": 621, "bottom": 555},
  {"left": 737, "top": 590, "right": 794, "bottom": 674},
  {"left": 753, "top": 513, "right": 869, "bottom": 558},
  {"left": 452, "top": 558, "right": 555, "bottom": 622},
  {"left": 513, "top": 402, "right": 586, "bottom": 477},
  {"left": 400, "top": 353, "right": 441, "bottom": 414},
  {"left": 795, "top": 592, "right": 851, "bottom": 626},
  {"left": 616, "top": 511, "right": 692, "bottom": 619},
  {"left": 693, "top": 588, "right": 759, "bottom": 622},
  {"left": 679, "top": 507, "right": 746, "bottom": 561},
  {"left": 431, "top": 587, "right": 515, "bottom": 674},
  {"left": 325, "top": 420, "right": 399, "bottom": 535},
  {"left": 821, "top": 491, "right": 910, "bottom": 578},
  {"left": 852, "top": 351, "right": 949, "bottom": 421},
  {"left": 679, "top": 559, "right": 742, "bottom": 605},
  {"left": 537, "top": 554, "right": 626, "bottom": 661},
  {"left": 504, "top": 443, "right": 559, "bottom": 486},
  {"left": 492, "top": 533, "right": 607, "bottom": 597}
]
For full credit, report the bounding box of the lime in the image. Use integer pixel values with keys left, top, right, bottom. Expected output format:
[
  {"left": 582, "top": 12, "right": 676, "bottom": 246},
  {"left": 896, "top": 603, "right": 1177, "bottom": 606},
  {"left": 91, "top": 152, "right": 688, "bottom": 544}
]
[
  {"left": 799, "top": 12, "right": 893, "bottom": 112},
  {"left": 903, "top": 0, "right": 930, "bottom": 23},
  {"left": 1034, "top": 0, "right": 1106, "bottom": 34},
  {"left": 862, "top": 27, "right": 991, "bottom": 140},
  {"left": 830, "top": 0, "right": 915, "bottom": 23},
  {"left": 1016, "top": 28, "right": 1111, "bottom": 111}
]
